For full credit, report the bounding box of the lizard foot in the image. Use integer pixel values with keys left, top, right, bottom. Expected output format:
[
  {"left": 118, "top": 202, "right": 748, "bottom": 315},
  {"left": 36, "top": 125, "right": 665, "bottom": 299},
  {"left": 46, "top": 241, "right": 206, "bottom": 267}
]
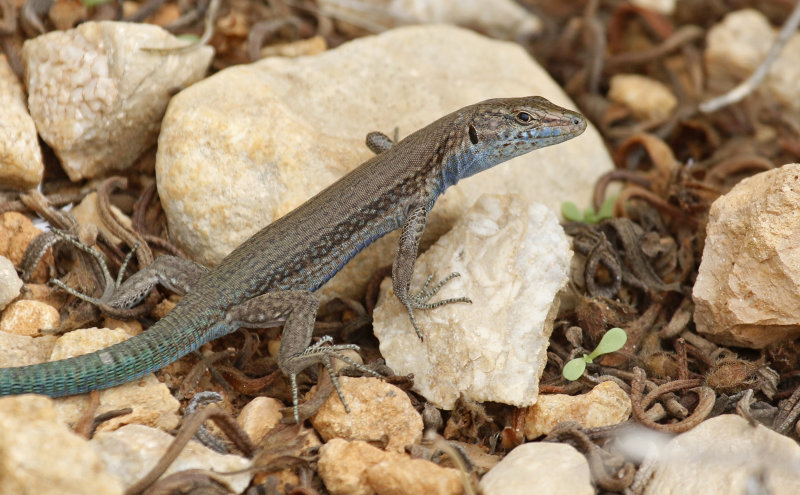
[
  {"left": 288, "top": 335, "right": 381, "bottom": 424},
  {"left": 406, "top": 272, "right": 472, "bottom": 340}
]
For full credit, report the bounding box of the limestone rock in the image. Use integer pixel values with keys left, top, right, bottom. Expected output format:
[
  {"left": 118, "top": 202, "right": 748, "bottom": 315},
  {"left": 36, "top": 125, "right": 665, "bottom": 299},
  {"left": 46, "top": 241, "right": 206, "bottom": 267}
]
[
  {"left": 318, "top": 438, "right": 463, "bottom": 495},
  {"left": 634, "top": 415, "right": 800, "bottom": 494},
  {"left": 705, "top": 9, "right": 800, "bottom": 116},
  {"left": 0, "top": 300, "right": 60, "bottom": 336},
  {"left": 523, "top": 381, "right": 631, "bottom": 439},
  {"left": 22, "top": 21, "right": 213, "bottom": 180},
  {"left": 237, "top": 396, "right": 283, "bottom": 444},
  {"left": 693, "top": 163, "right": 800, "bottom": 348},
  {"left": 0, "top": 255, "right": 22, "bottom": 310},
  {"left": 43, "top": 327, "right": 180, "bottom": 431},
  {"left": 480, "top": 442, "right": 592, "bottom": 495},
  {"left": 608, "top": 74, "right": 677, "bottom": 121},
  {"left": 156, "top": 24, "right": 612, "bottom": 308},
  {"left": 0, "top": 395, "right": 124, "bottom": 495},
  {"left": 317, "top": 0, "right": 541, "bottom": 40},
  {"left": 0, "top": 331, "right": 57, "bottom": 367},
  {"left": 0, "top": 55, "right": 43, "bottom": 189},
  {"left": 374, "top": 195, "right": 571, "bottom": 409},
  {"left": 311, "top": 377, "right": 422, "bottom": 453},
  {"left": 91, "top": 424, "right": 251, "bottom": 493},
  {"left": 0, "top": 212, "right": 49, "bottom": 283}
]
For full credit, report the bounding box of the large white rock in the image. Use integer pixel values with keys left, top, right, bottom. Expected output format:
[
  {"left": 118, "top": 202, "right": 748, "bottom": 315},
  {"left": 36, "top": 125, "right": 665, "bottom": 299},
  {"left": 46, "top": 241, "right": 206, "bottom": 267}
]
[
  {"left": 634, "top": 415, "right": 800, "bottom": 494},
  {"left": 374, "top": 194, "right": 571, "bottom": 409},
  {"left": 693, "top": 163, "right": 800, "bottom": 348},
  {"left": 156, "top": 24, "right": 611, "bottom": 304},
  {"left": 22, "top": 21, "right": 213, "bottom": 180}
]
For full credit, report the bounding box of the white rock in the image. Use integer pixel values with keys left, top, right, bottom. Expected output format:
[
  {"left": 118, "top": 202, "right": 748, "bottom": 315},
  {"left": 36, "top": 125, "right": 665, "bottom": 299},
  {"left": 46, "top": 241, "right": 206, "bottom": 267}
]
[
  {"left": 22, "top": 21, "right": 213, "bottom": 180},
  {"left": 608, "top": 74, "right": 677, "bottom": 121},
  {"left": 91, "top": 424, "right": 251, "bottom": 493},
  {"left": 374, "top": 195, "right": 571, "bottom": 409},
  {"left": 0, "top": 256, "right": 22, "bottom": 310},
  {"left": 156, "top": 24, "right": 611, "bottom": 309},
  {"left": 479, "top": 442, "right": 593, "bottom": 495},
  {"left": 0, "top": 395, "right": 124, "bottom": 495},
  {"left": 0, "top": 55, "right": 43, "bottom": 189},
  {"left": 705, "top": 9, "right": 800, "bottom": 116},
  {"left": 693, "top": 163, "right": 800, "bottom": 348},
  {"left": 318, "top": 0, "right": 541, "bottom": 40},
  {"left": 634, "top": 415, "right": 800, "bottom": 494}
]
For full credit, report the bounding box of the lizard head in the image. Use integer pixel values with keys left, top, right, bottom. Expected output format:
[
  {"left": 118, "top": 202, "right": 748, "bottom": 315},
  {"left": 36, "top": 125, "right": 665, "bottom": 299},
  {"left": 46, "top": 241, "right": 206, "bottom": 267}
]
[{"left": 440, "top": 96, "right": 587, "bottom": 187}]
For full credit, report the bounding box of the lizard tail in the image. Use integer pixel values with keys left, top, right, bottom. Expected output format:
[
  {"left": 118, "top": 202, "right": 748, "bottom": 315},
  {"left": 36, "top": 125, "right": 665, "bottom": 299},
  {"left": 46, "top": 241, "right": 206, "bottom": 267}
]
[{"left": 0, "top": 310, "right": 217, "bottom": 397}]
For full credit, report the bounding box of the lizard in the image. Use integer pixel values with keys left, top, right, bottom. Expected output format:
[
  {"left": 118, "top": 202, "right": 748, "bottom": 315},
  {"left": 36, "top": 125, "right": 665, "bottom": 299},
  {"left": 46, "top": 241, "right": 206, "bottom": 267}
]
[{"left": 0, "top": 96, "right": 587, "bottom": 423}]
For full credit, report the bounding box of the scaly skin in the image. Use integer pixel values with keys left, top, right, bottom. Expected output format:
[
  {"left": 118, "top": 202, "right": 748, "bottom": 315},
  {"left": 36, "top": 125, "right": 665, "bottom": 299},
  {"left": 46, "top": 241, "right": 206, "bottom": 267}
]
[{"left": 0, "top": 97, "right": 586, "bottom": 417}]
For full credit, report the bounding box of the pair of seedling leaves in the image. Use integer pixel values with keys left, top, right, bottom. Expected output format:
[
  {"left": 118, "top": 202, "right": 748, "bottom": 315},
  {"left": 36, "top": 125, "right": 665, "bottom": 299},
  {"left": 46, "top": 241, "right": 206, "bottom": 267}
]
[{"left": 562, "top": 327, "right": 627, "bottom": 381}]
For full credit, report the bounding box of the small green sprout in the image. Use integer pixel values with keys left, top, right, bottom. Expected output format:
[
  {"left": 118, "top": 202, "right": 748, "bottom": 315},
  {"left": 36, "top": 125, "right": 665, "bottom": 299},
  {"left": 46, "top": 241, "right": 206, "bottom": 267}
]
[
  {"left": 562, "top": 327, "right": 627, "bottom": 381},
  {"left": 561, "top": 195, "right": 616, "bottom": 224},
  {"left": 81, "top": 0, "right": 114, "bottom": 7}
]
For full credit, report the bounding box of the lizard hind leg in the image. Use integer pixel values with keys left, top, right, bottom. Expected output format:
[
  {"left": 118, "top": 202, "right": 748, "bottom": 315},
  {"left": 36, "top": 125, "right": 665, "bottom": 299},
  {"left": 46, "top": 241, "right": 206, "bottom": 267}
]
[
  {"left": 227, "top": 290, "right": 379, "bottom": 424},
  {"left": 286, "top": 335, "right": 380, "bottom": 423}
]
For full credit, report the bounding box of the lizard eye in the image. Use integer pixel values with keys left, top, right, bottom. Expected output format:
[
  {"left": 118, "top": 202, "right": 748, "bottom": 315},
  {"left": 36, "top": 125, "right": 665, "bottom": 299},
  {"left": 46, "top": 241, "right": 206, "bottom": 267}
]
[{"left": 516, "top": 112, "right": 533, "bottom": 123}]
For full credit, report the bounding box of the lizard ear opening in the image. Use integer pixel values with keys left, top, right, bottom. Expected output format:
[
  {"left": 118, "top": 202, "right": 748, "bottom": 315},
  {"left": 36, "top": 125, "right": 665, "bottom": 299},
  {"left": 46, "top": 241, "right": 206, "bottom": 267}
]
[{"left": 468, "top": 124, "right": 479, "bottom": 145}]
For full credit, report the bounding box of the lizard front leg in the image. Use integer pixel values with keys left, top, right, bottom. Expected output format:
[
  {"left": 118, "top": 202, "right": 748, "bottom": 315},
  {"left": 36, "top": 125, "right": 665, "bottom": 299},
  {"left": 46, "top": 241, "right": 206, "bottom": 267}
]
[
  {"left": 226, "top": 290, "right": 378, "bottom": 423},
  {"left": 392, "top": 203, "right": 472, "bottom": 340}
]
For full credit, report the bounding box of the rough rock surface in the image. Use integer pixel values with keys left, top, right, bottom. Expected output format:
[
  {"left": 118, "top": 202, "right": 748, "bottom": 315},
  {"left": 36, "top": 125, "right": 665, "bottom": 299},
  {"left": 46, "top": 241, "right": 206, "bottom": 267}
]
[
  {"left": 318, "top": 438, "right": 463, "bottom": 495},
  {"left": 156, "top": 25, "right": 612, "bottom": 306},
  {"left": 0, "top": 55, "right": 43, "bottom": 189},
  {"left": 375, "top": 195, "right": 571, "bottom": 408},
  {"left": 0, "top": 300, "right": 60, "bottom": 336},
  {"left": 310, "top": 377, "right": 423, "bottom": 452},
  {"left": 524, "top": 381, "right": 632, "bottom": 439},
  {"left": 22, "top": 21, "right": 213, "bottom": 180},
  {"left": 693, "top": 163, "right": 800, "bottom": 348}
]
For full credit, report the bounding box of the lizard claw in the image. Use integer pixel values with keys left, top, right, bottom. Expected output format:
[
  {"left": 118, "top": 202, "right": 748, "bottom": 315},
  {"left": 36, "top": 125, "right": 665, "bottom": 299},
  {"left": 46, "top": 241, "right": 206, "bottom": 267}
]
[
  {"left": 405, "top": 272, "right": 472, "bottom": 339},
  {"left": 288, "top": 336, "right": 382, "bottom": 424}
]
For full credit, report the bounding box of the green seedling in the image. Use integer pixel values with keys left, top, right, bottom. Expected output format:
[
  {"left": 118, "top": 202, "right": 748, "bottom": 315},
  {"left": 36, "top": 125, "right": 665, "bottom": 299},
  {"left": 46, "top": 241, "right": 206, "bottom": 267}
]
[
  {"left": 81, "top": 0, "right": 113, "bottom": 7},
  {"left": 562, "top": 327, "right": 627, "bottom": 381},
  {"left": 561, "top": 195, "right": 616, "bottom": 224}
]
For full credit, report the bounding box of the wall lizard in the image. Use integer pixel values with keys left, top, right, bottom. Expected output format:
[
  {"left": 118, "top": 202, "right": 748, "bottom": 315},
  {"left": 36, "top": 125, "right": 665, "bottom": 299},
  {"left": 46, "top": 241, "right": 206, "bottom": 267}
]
[{"left": 0, "top": 97, "right": 587, "bottom": 422}]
